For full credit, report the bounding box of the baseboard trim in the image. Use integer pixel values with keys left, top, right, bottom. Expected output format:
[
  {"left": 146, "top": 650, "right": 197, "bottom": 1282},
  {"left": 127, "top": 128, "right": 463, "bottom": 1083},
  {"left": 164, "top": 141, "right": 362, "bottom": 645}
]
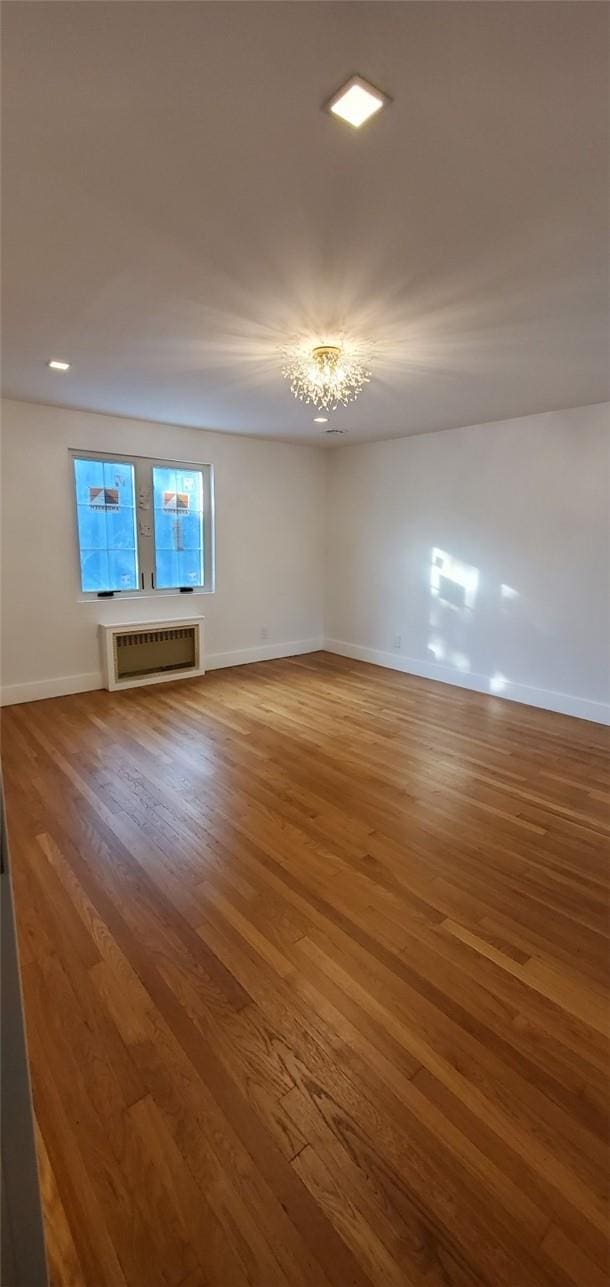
[
  {"left": 324, "top": 638, "right": 610, "bottom": 726},
  {"left": 4, "top": 639, "right": 604, "bottom": 724},
  {"left": 0, "top": 639, "right": 324, "bottom": 706},
  {"left": 0, "top": 672, "right": 103, "bottom": 707},
  {"left": 206, "top": 638, "right": 324, "bottom": 671}
]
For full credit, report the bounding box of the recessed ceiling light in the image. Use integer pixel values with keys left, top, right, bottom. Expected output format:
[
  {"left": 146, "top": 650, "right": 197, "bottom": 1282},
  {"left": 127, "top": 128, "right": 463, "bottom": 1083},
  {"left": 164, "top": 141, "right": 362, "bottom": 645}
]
[
  {"left": 47, "top": 359, "right": 71, "bottom": 371},
  {"left": 327, "top": 75, "right": 388, "bottom": 129},
  {"left": 314, "top": 416, "right": 328, "bottom": 424}
]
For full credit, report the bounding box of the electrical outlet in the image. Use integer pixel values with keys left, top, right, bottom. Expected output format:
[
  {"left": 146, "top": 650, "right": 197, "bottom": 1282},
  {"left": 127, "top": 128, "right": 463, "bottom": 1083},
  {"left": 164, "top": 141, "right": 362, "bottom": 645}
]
[
  {"left": 393, "top": 634, "right": 402, "bottom": 650},
  {"left": 260, "top": 626, "right": 269, "bottom": 641}
]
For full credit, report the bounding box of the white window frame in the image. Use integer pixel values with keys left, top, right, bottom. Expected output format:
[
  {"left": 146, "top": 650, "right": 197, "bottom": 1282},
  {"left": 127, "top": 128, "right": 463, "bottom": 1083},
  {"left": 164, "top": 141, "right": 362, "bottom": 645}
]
[{"left": 70, "top": 449, "right": 215, "bottom": 601}]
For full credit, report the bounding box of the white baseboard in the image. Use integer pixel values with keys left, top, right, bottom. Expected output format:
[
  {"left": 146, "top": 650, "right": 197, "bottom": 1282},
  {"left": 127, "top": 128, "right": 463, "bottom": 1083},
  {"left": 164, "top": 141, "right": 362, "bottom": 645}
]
[
  {"left": 4, "top": 639, "right": 605, "bottom": 725},
  {"left": 324, "top": 638, "right": 610, "bottom": 726},
  {"left": 0, "top": 639, "right": 324, "bottom": 706},
  {"left": 206, "top": 637, "right": 324, "bottom": 670},
  {"left": 0, "top": 671, "right": 103, "bottom": 707}
]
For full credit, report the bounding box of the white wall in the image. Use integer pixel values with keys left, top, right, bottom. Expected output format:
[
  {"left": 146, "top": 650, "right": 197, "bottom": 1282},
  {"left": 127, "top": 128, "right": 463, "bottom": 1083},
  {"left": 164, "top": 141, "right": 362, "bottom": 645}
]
[
  {"left": 0, "top": 399, "right": 325, "bottom": 703},
  {"left": 325, "top": 403, "right": 610, "bottom": 723}
]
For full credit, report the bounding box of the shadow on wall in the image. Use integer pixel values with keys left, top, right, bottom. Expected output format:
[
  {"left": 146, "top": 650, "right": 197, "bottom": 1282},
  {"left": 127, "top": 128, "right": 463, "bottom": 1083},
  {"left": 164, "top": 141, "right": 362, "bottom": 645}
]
[{"left": 427, "top": 546, "right": 520, "bottom": 693}]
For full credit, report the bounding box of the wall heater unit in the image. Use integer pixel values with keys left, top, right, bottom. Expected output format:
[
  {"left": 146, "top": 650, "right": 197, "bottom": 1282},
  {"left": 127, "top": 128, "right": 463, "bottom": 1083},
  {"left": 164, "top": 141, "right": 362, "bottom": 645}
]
[{"left": 99, "top": 617, "right": 204, "bottom": 692}]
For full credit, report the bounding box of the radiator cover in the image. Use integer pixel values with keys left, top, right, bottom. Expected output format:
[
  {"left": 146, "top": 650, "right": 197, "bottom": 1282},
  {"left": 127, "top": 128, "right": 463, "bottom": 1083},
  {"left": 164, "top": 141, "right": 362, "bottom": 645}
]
[{"left": 99, "top": 617, "right": 205, "bottom": 691}]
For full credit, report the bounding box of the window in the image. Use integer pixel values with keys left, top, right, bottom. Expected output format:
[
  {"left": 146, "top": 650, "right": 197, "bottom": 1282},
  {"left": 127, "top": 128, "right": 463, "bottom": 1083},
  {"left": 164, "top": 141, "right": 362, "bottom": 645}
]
[
  {"left": 152, "top": 465, "right": 204, "bottom": 590},
  {"left": 74, "top": 458, "right": 138, "bottom": 592},
  {"left": 72, "top": 452, "right": 214, "bottom": 596}
]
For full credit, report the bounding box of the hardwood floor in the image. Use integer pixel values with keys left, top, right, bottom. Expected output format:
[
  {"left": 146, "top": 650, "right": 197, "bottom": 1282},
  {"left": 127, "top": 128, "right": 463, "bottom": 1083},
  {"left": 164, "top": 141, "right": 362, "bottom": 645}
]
[{"left": 3, "top": 651, "right": 609, "bottom": 1287}]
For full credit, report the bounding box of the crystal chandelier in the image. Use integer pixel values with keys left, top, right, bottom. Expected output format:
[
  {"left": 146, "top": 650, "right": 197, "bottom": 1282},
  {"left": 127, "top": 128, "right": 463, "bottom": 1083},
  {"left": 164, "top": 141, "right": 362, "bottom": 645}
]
[{"left": 282, "top": 343, "right": 371, "bottom": 412}]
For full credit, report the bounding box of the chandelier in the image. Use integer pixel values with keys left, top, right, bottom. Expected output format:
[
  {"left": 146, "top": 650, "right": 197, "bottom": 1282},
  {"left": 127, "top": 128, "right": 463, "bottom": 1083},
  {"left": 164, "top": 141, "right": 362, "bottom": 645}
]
[{"left": 282, "top": 343, "right": 371, "bottom": 412}]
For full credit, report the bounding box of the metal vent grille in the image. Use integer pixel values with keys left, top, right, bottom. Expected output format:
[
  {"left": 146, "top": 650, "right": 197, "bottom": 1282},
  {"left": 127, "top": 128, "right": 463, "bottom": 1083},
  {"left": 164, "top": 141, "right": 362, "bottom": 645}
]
[
  {"left": 114, "top": 625, "right": 197, "bottom": 680},
  {"left": 116, "top": 627, "right": 194, "bottom": 648}
]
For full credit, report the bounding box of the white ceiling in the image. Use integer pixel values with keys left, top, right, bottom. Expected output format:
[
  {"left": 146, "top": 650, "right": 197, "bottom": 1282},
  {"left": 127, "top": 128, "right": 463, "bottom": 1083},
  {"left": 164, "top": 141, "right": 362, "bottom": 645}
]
[{"left": 2, "top": 1, "right": 608, "bottom": 445}]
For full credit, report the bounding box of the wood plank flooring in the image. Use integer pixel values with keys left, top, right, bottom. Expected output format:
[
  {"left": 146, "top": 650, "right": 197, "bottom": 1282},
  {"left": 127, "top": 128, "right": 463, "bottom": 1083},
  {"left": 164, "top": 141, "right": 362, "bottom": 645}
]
[{"left": 2, "top": 651, "right": 609, "bottom": 1287}]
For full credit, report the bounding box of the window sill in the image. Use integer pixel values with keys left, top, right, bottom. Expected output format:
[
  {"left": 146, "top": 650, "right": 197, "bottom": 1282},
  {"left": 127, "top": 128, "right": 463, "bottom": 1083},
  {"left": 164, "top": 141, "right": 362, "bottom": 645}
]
[{"left": 78, "top": 587, "right": 214, "bottom": 604}]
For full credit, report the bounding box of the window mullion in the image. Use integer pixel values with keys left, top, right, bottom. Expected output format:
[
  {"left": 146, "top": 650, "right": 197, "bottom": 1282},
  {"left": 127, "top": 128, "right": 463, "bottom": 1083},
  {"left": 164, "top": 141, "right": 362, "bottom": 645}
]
[{"left": 134, "top": 461, "right": 155, "bottom": 589}]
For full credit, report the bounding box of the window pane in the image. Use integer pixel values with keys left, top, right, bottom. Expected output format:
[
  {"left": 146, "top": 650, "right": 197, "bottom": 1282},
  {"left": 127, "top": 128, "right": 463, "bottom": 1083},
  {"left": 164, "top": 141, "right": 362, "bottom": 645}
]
[
  {"left": 105, "top": 504, "right": 139, "bottom": 550},
  {"left": 105, "top": 460, "right": 135, "bottom": 504},
  {"left": 74, "top": 458, "right": 104, "bottom": 505},
  {"left": 77, "top": 504, "right": 107, "bottom": 549},
  {"left": 155, "top": 548, "right": 179, "bottom": 589},
  {"left": 108, "top": 549, "right": 139, "bottom": 591},
  {"left": 152, "top": 467, "right": 176, "bottom": 509},
  {"left": 176, "top": 469, "right": 203, "bottom": 511},
  {"left": 74, "top": 458, "right": 138, "bottom": 592},
  {"left": 80, "top": 549, "right": 109, "bottom": 593},
  {"left": 180, "top": 512, "right": 203, "bottom": 549},
  {"left": 178, "top": 549, "right": 204, "bottom": 587},
  {"left": 152, "top": 510, "right": 175, "bottom": 551},
  {"left": 152, "top": 465, "right": 204, "bottom": 588}
]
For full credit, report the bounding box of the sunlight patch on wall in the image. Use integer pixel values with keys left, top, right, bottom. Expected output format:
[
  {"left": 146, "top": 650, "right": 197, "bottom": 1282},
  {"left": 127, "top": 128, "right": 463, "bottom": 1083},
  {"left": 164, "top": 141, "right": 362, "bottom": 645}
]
[
  {"left": 427, "top": 638, "right": 445, "bottom": 661},
  {"left": 430, "top": 548, "right": 479, "bottom": 612}
]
